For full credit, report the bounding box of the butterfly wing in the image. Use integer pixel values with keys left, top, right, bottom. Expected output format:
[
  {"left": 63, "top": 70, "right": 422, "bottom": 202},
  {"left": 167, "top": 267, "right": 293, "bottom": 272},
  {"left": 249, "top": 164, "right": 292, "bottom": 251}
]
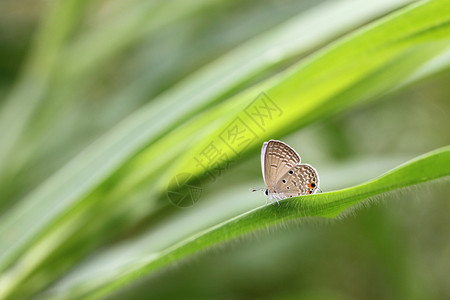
[
  {"left": 263, "top": 140, "right": 301, "bottom": 191},
  {"left": 261, "top": 141, "right": 269, "bottom": 187},
  {"left": 275, "top": 164, "right": 320, "bottom": 197}
]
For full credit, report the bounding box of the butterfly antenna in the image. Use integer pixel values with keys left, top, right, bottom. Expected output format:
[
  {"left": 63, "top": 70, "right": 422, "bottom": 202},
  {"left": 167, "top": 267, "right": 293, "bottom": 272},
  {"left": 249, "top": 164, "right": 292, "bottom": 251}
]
[
  {"left": 317, "top": 188, "right": 323, "bottom": 193},
  {"left": 250, "top": 188, "right": 264, "bottom": 192}
]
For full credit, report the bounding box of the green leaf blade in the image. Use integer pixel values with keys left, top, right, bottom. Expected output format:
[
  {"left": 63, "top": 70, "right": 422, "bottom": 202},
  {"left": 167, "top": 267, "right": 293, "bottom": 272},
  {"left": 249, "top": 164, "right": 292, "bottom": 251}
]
[{"left": 38, "top": 146, "right": 450, "bottom": 300}]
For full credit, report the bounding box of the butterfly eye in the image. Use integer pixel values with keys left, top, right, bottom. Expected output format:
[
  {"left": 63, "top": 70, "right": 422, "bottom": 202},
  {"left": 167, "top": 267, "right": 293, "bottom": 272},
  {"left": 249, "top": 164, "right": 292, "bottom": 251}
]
[{"left": 265, "top": 189, "right": 269, "bottom": 196}]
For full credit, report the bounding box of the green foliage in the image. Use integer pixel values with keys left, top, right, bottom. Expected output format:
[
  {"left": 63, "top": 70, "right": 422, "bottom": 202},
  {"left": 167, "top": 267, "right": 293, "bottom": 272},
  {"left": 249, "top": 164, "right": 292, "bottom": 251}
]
[
  {"left": 0, "top": 0, "right": 449, "bottom": 299},
  {"left": 42, "top": 146, "right": 450, "bottom": 299}
]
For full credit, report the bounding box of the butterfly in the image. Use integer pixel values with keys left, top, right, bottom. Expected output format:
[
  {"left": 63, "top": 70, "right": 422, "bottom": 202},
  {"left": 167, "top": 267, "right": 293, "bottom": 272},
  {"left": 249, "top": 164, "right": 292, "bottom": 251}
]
[{"left": 253, "top": 140, "right": 320, "bottom": 205}]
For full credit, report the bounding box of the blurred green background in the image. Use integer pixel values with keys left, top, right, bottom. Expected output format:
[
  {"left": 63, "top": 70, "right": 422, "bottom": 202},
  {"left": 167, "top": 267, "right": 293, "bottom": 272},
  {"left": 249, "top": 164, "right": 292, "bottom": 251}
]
[{"left": 0, "top": 0, "right": 449, "bottom": 299}]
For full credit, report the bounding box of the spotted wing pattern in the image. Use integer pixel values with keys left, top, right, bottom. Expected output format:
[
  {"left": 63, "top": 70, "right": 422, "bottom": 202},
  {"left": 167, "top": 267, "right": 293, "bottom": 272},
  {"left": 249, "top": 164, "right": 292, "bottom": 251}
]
[
  {"left": 275, "top": 164, "right": 319, "bottom": 197},
  {"left": 263, "top": 140, "right": 301, "bottom": 191}
]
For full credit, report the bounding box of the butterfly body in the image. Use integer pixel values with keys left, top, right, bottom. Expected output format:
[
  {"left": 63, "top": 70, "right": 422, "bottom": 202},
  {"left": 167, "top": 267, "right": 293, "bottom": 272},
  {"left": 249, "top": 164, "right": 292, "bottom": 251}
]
[{"left": 260, "top": 140, "right": 319, "bottom": 204}]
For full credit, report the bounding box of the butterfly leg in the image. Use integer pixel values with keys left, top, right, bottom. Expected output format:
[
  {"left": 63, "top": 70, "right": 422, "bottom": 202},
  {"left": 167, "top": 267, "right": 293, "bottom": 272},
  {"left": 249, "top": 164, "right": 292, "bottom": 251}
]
[
  {"left": 269, "top": 193, "right": 279, "bottom": 206},
  {"left": 274, "top": 194, "right": 281, "bottom": 206},
  {"left": 267, "top": 194, "right": 276, "bottom": 206}
]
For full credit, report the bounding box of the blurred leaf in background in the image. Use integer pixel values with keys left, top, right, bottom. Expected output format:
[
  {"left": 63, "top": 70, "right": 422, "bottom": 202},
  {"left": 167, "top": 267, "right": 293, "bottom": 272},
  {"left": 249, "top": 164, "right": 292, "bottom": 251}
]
[{"left": 0, "top": 0, "right": 449, "bottom": 299}]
